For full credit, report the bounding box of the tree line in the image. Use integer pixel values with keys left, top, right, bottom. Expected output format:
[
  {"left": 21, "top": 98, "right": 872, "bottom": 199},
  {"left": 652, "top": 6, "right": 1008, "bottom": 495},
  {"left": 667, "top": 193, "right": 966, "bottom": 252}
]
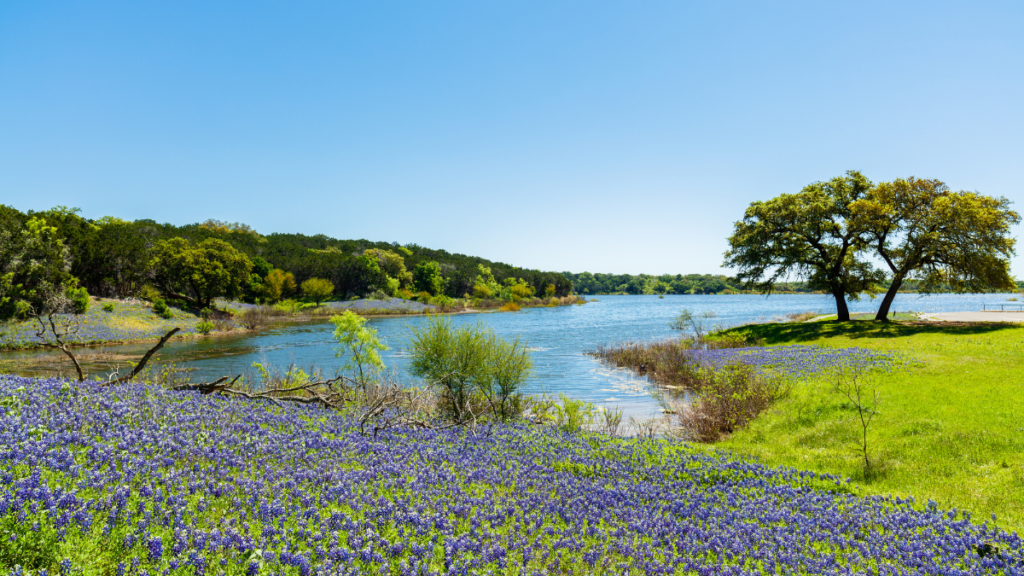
[
  {"left": 725, "top": 171, "right": 1020, "bottom": 321},
  {"left": 0, "top": 205, "right": 574, "bottom": 320},
  {"left": 563, "top": 272, "right": 821, "bottom": 295}
]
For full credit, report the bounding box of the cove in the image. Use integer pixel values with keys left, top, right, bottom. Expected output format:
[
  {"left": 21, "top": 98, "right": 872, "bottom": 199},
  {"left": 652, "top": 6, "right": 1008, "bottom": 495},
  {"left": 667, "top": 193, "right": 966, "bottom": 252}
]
[{"left": 2, "top": 293, "right": 1014, "bottom": 418}]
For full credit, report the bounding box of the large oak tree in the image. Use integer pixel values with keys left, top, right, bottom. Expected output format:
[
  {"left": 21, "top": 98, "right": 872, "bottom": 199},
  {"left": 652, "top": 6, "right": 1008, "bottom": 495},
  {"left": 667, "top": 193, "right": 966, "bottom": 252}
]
[
  {"left": 150, "top": 237, "right": 253, "bottom": 309},
  {"left": 851, "top": 177, "right": 1020, "bottom": 320},
  {"left": 724, "top": 171, "right": 883, "bottom": 321}
]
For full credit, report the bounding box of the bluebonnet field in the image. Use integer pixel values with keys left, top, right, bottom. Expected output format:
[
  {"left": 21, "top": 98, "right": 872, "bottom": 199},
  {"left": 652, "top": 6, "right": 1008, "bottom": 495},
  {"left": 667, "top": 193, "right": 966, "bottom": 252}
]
[
  {"left": 1, "top": 375, "right": 1020, "bottom": 575},
  {"left": 0, "top": 302, "right": 199, "bottom": 350},
  {"left": 685, "top": 345, "right": 909, "bottom": 379}
]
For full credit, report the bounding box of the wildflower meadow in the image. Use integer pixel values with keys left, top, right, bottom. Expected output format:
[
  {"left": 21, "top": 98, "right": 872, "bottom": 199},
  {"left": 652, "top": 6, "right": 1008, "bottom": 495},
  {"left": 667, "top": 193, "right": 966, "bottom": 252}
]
[{"left": 1, "top": 375, "right": 1020, "bottom": 575}]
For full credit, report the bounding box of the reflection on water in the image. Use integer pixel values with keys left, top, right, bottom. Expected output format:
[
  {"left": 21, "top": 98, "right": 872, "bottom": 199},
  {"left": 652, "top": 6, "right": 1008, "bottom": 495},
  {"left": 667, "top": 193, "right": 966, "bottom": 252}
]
[{"left": 1, "top": 293, "right": 1012, "bottom": 418}]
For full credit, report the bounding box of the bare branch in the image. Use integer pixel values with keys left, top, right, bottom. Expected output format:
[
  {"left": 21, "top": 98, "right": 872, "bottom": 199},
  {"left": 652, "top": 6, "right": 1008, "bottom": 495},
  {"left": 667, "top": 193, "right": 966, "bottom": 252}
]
[{"left": 106, "top": 327, "right": 181, "bottom": 385}]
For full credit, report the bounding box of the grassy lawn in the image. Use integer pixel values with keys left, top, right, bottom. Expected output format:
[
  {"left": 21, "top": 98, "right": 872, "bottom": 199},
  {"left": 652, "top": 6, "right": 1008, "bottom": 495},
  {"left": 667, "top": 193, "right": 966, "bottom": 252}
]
[{"left": 711, "top": 320, "right": 1024, "bottom": 534}]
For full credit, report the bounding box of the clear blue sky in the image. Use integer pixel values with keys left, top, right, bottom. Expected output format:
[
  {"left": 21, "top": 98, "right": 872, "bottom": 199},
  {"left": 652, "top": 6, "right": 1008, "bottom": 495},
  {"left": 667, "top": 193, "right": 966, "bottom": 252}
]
[{"left": 1, "top": 1, "right": 1022, "bottom": 276}]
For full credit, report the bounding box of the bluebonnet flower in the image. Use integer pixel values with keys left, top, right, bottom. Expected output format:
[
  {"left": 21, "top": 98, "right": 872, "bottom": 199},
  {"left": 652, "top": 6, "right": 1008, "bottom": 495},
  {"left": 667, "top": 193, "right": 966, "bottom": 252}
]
[{"left": 0, "top": 375, "right": 1019, "bottom": 575}]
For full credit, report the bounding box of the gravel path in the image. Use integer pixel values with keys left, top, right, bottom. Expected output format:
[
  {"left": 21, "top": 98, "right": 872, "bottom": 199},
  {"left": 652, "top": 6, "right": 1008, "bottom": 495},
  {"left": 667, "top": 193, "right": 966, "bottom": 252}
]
[{"left": 918, "top": 311, "right": 1024, "bottom": 322}]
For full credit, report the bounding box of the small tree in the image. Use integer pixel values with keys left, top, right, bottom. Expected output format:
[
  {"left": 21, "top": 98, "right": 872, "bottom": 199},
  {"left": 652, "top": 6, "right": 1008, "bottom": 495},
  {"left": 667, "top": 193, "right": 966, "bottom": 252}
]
[
  {"left": 833, "top": 364, "right": 881, "bottom": 479},
  {"left": 330, "top": 311, "right": 387, "bottom": 390},
  {"left": 412, "top": 261, "right": 445, "bottom": 296},
  {"left": 670, "top": 308, "right": 716, "bottom": 341},
  {"left": 409, "top": 316, "right": 488, "bottom": 422},
  {"left": 264, "top": 269, "right": 297, "bottom": 303},
  {"left": 301, "top": 277, "right": 334, "bottom": 305},
  {"left": 724, "top": 171, "right": 883, "bottom": 321},
  {"left": 851, "top": 178, "right": 1020, "bottom": 320}
]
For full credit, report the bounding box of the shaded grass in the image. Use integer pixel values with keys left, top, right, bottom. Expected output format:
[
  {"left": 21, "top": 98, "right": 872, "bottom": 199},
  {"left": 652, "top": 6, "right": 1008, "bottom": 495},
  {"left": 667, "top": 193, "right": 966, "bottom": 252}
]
[{"left": 709, "top": 319, "right": 1024, "bottom": 534}]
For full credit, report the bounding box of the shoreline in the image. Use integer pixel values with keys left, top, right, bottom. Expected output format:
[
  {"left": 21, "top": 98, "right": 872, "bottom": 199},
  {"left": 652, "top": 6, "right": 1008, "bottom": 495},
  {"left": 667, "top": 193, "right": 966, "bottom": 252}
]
[{"left": 0, "top": 299, "right": 576, "bottom": 354}]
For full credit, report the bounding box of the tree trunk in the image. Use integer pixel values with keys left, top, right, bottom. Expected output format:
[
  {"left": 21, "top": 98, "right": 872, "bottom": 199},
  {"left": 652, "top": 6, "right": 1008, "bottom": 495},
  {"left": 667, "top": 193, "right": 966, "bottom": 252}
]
[
  {"left": 58, "top": 345, "right": 86, "bottom": 382},
  {"left": 832, "top": 289, "right": 851, "bottom": 321},
  {"left": 874, "top": 276, "right": 903, "bottom": 321}
]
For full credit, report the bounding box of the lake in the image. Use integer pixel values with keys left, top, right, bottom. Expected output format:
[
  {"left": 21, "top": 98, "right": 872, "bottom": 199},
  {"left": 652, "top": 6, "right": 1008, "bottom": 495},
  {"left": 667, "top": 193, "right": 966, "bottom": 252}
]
[{"left": 3, "top": 293, "right": 1016, "bottom": 418}]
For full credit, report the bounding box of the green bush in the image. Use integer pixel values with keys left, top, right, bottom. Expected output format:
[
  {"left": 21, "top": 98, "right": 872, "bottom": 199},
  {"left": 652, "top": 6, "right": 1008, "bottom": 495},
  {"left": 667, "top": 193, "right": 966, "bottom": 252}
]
[
  {"left": 102, "top": 302, "right": 116, "bottom": 312},
  {"left": 195, "top": 320, "right": 215, "bottom": 335},
  {"left": 152, "top": 298, "right": 173, "bottom": 319},
  {"left": 66, "top": 286, "right": 89, "bottom": 314},
  {"left": 139, "top": 285, "right": 161, "bottom": 301},
  {"left": 273, "top": 299, "right": 304, "bottom": 314},
  {"left": 409, "top": 316, "right": 533, "bottom": 423}
]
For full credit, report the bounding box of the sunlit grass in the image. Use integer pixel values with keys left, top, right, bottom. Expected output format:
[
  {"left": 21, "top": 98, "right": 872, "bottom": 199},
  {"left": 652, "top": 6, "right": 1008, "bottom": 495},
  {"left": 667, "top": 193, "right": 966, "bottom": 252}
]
[{"left": 711, "top": 319, "right": 1024, "bottom": 534}]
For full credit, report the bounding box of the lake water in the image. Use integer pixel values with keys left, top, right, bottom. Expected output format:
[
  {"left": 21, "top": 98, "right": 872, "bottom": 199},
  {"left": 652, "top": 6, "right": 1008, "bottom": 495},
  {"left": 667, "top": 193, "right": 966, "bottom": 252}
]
[{"left": 3, "top": 293, "right": 1015, "bottom": 417}]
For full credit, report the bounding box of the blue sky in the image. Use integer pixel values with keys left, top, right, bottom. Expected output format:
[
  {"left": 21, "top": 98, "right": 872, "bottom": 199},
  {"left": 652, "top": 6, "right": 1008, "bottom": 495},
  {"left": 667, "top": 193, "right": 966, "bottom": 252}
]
[{"left": 1, "top": 1, "right": 1022, "bottom": 276}]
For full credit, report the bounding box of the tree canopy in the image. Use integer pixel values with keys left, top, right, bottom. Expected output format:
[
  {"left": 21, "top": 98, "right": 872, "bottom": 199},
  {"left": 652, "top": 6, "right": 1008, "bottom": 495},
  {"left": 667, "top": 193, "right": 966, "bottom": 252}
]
[
  {"left": 725, "top": 171, "right": 1019, "bottom": 321},
  {"left": 0, "top": 204, "right": 575, "bottom": 306},
  {"left": 850, "top": 177, "right": 1020, "bottom": 320},
  {"left": 724, "top": 171, "right": 882, "bottom": 320},
  {"left": 150, "top": 237, "right": 254, "bottom": 309}
]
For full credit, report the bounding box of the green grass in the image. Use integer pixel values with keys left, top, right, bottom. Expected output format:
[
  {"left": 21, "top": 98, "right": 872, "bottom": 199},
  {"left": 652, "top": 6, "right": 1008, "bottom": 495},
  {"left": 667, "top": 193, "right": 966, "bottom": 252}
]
[{"left": 710, "top": 319, "right": 1024, "bottom": 534}]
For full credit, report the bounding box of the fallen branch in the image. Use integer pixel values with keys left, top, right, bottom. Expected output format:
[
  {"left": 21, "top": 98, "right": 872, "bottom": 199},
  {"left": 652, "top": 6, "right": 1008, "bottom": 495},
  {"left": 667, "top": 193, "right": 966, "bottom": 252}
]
[
  {"left": 109, "top": 327, "right": 181, "bottom": 384},
  {"left": 170, "top": 375, "right": 239, "bottom": 395}
]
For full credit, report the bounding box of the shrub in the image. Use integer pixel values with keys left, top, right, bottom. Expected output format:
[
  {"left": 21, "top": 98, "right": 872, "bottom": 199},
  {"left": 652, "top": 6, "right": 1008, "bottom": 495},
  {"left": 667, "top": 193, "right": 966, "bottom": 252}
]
[
  {"left": 498, "top": 302, "right": 521, "bottom": 312},
  {"left": 195, "top": 320, "right": 215, "bottom": 335},
  {"left": 409, "top": 316, "right": 532, "bottom": 423},
  {"left": 666, "top": 362, "right": 788, "bottom": 442},
  {"left": 273, "top": 299, "right": 303, "bottom": 314},
  {"left": 152, "top": 298, "right": 173, "bottom": 319},
  {"left": 139, "top": 285, "right": 161, "bottom": 301},
  {"left": 239, "top": 306, "right": 269, "bottom": 330},
  {"left": 102, "top": 302, "right": 116, "bottom": 313},
  {"left": 66, "top": 287, "right": 89, "bottom": 314},
  {"left": 416, "top": 291, "right": 433, "bottom": 302}
]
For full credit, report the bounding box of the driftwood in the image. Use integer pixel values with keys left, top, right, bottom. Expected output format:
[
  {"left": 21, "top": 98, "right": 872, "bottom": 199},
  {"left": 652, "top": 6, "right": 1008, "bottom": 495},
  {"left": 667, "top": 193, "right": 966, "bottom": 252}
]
[
  {"left": 167, "top": 370, "right": 449, "bottom": 436},
  {"left": 170, "top": 374, "right": 239, "bottom": 394}
]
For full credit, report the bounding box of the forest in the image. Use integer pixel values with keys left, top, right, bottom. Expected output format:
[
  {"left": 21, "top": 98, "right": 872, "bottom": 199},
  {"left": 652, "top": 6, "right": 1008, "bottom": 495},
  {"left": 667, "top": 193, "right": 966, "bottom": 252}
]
[{"left": 0, "top": 205, "right": 574, "bottom": 307}]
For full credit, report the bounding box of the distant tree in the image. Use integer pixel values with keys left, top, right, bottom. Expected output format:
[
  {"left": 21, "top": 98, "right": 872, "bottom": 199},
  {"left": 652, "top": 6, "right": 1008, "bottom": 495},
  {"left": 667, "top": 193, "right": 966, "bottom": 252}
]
[
  {"left": 90, "top": 217, "right": 152, "bottom": 297},
  {"left": 724, "top": 171, "right": 883, "bottom": 321},
  {"left": 264, "top": 269, "right": 297, "bottom": 302},
  {"left": 301, "top": 277, "right": 335, "bottom": 305},
  {"left": 851, "top": 177, "right": 1020, "bottom": 320},
  {"left": 150, "top": 237, "right": 253, "bottom": 308},
  {"left": 472, "top": 265, "right": 501, "bottom": 299},
  {"left": 363, "top": 248, "right": 412, "bottom": 289},
  {"left": 412, "top": 261, "right": 445, "bottom": 296},
  {"left": 244, "top": 257, "right": 274, "bottom": 302}
]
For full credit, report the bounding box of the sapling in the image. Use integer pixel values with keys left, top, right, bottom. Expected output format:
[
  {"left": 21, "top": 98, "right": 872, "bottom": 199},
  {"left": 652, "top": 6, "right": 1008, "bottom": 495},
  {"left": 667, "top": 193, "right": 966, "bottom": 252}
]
[{"left": 833, "top": 364, "right": 881, "bottom": 479}]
